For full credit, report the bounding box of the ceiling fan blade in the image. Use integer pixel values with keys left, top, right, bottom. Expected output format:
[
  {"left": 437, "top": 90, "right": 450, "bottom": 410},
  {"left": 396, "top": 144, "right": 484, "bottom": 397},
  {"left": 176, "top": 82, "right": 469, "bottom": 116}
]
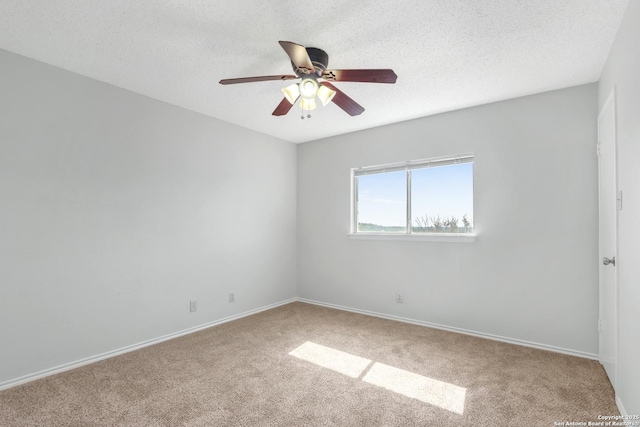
[
  {"left": 219, "top": 75, "right": 297, "bottom": 85},
  {"left": 272, "top": 97, "right": 298, "bottom": 116},
  {"left": 279, "top": 41, "right": 315, "bottom": 74},
  {"left": 322, "top": 69, "right": 397, "bottom": 84},
  {"left": 321, "top": 82, "right": 365, "bottom": 116}
]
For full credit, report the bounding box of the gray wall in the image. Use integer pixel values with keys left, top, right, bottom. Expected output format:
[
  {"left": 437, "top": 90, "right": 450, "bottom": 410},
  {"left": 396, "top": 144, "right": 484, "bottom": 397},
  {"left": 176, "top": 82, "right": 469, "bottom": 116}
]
[
  {"left": 0, "top": 50, "right": 297, "bottom": 386},
  {"left": 297, "top": 84, "right": 599, "bottom": 356},
  {"left": 599, "top": 0, "right": 640, "bottom": 416}
]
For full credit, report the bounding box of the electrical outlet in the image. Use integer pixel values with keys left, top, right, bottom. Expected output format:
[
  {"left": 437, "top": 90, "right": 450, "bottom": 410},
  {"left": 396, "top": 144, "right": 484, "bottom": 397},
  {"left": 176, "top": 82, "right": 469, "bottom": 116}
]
[
  {"left": 190, "top": 300, "right": 198, "bottom": 312},
  {"left": 229, "top": 292, "right": 235, "bottom": 303},
  {"left": 396, "top": 293, "right": 404, "bottom": 304}
]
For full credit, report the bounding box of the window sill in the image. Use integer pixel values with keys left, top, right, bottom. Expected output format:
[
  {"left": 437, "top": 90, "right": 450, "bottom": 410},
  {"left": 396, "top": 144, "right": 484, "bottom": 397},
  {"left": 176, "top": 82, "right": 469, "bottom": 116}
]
[{"left": 348, "top": 233, "right": 476, "bottom": 243}]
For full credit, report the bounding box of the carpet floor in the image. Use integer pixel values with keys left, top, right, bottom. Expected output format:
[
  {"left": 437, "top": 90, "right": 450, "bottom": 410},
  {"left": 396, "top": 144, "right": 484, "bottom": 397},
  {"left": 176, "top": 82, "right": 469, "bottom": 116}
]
[{"left": 0, "top": 302, "right": 618, "bottom": 426}]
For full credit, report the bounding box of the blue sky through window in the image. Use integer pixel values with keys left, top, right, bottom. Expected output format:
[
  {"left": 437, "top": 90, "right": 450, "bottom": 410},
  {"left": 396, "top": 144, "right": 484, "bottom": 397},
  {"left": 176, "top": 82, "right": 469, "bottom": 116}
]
[
  {"left": 411, "top": 163, "right": 473, "bottom": 226},
  {"left": 357, "top": 170, "right": 406, "bottom": 228},
  {"left": 357, "top": 163, "right": 473, "bottom": 229}
]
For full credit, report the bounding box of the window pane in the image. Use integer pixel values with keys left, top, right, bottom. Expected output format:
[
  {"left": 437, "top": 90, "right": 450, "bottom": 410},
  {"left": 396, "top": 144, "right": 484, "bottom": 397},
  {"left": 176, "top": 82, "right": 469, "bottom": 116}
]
[
  {"left": 411, "top": 163, "right": 473, "bottom": 233},
  {"left": 356, "top": 171, "right": 407, "bottom": 233}
]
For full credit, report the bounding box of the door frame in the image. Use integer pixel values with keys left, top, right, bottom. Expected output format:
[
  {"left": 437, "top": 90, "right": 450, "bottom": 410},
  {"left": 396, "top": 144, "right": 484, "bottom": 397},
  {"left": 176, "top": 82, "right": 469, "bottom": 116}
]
[{"left": 597, "top": 87, "right": 618, "bottom": 389}]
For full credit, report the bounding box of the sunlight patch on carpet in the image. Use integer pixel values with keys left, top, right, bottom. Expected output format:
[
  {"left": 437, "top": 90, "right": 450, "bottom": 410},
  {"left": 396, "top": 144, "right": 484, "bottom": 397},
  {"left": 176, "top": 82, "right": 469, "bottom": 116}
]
[
  {"left": 289, "top": 341, "right": 466, "bottom": 414},
  {"left": 362, "top": 362, "right": 466, "bottom": 414},
  {"left": 289, "top": 341, "right": 372, "bottom": 378}
]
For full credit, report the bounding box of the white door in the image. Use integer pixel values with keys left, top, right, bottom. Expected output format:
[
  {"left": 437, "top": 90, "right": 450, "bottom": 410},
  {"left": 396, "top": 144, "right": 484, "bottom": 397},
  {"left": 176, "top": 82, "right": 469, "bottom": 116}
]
[{"left": 598, "top": 88, "right": 618, "bottom": 388}]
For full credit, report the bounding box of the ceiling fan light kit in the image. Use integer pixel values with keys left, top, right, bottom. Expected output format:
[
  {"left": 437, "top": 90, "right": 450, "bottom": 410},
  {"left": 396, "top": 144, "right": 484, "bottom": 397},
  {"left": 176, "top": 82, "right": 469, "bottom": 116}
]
[
  {"left": 219, "top": 41, "right": 397, "bottom": 118},
  {"left": 300, "top": 97, "right": 317, "bottom": 112},
  {"left": 317, "top": 85, "right": 336, "bottom": 106},
  {"left": 299, "top": 77, "right": 319, "bottom": 99},
  {"left": 282, "top": 83, "right": 300, "bottom": 104}
]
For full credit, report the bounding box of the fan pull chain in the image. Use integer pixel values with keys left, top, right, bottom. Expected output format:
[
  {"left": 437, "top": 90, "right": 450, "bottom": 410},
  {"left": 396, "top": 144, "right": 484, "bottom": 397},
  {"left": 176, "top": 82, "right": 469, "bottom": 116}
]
[{"left": 301, "top": 105, "right": 311, "bottom": 120}]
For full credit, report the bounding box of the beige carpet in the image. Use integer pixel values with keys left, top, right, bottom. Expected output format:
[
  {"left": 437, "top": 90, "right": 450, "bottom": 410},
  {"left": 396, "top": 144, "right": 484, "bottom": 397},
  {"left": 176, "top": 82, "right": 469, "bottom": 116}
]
[{"left": 0, "top": 302, "right": 618, "bottom": 426}]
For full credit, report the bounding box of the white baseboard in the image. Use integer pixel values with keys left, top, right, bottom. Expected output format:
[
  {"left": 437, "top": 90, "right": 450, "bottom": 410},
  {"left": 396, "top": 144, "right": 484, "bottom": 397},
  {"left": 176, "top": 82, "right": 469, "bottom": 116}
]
[
  {"left": 296, "top": 298, "right": 599, "bottom": 360},
  {"left": 616, "top": 395, "right": 627, "bottom": 417},
  {"left": 0, "top": 296, "right": 600, "bottom": 392},
  {"left": 0, "top": 298, "right": 296, "bottom": 391}
]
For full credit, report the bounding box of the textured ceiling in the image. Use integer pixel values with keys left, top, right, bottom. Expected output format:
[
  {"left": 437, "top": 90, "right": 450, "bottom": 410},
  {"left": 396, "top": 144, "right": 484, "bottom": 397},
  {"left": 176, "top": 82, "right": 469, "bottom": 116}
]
[{"left": 0, "top": 1, "right": 629, "bottom": 143}]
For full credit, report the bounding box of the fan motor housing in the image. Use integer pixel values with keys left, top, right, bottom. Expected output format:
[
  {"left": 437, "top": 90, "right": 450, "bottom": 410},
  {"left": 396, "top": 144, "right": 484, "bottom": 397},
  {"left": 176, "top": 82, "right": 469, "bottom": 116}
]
[{"left": 292, "top": 47, "right": 329, "bottom": 77}]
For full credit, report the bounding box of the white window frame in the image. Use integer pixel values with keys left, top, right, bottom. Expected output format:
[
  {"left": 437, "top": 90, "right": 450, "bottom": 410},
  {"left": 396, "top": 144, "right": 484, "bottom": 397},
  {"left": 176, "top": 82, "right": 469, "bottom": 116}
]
[{"left": 349, "top": 154, "right": 476, "bottom": 242}]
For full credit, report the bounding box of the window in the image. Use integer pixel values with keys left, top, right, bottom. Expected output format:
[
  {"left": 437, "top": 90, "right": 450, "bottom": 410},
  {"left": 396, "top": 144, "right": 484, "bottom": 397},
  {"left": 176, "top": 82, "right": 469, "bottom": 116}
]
[{"left": 351, "top": 155, "right": 474, "bottom": 237}]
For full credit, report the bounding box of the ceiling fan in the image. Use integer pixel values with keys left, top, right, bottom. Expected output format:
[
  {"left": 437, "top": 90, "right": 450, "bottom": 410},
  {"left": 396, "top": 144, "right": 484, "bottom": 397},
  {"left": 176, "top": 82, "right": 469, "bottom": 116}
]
[{"left": 219, "top": 41, "right": 397, "bottom": 118}]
